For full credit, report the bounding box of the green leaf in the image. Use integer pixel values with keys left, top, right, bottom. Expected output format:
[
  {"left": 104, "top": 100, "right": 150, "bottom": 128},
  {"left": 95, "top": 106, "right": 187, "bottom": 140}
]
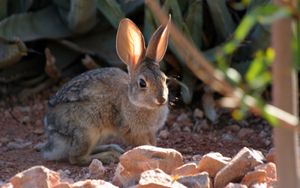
[
  {"left": 255, "top": 4, "right": 291, "bottom": 24},
  {"left": 0, "top": 6, "right": 71, "bottom": 41},
  {"left": 96, "top": 0, "right": 125, "bottom": 29},
  {"left": 235, "top": 15, "right": 256, "bottom": 41}
]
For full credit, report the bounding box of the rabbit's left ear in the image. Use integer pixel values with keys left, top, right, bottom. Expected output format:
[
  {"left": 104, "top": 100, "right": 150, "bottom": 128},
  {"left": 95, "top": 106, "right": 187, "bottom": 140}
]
[
  {"left": 145, "top": 16, "right": 171, "bottom": 63},
  {"left": 116, "top": 18, "right": 146, "bottom": 68}
]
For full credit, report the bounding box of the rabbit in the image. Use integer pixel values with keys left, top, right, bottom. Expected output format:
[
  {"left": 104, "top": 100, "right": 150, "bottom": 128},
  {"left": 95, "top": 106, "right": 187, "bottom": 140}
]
[{"left": 39, "top": 17, "right": 171, "bottom": 165}]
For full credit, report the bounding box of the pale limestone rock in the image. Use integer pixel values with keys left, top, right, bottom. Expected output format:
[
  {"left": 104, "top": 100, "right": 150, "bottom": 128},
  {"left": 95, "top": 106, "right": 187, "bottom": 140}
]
[
  {"left": 10, "top": 166, "right": 60, "bottom": 188},
  {"left": 171, "top": 163, "right": 200, "bottom": 177},
  {"left": 241, "top": 170, "right": 267, "bottom": 187},
  {"left": 198, "top": 152, "right": 231, "bottom": 177},
  {"left": 113, "top": 145, "right": 183, "bottom": 187},
  {"left": 138, "top": 168, "right": 186, "bottom": 188},
  {"left": 224, "top": 183, "right": 247, "bottom": 188},
  {"left": 89, "top": 159, "right": 106, "bottom": 179},
  {"left": 214, "top": 147, "right": 264, "bottom": 188},
  {"left": 177, "top": 172, "right": 212, "bottom": 188}
]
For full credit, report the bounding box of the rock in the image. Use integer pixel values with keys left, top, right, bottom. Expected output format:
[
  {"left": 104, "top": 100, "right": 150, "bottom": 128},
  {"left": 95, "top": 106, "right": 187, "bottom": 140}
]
[
  {"left": 138, "top": 169, "right": 186, "bottom": 188},
  {"left": 241, "top": 170, "right": 267, "bottom": 187},
  {"left": 198, "top": 152, "right": 231, "bottom": 178},
  {"left": 266, "top": 148, "right": 275, "bottom": 163},
  {"left": 158, "top": 130, "right": 169, "bottom": 139},
  {"left": 255, "top": 163, "right": 277, "bottom": 185},
  {"left": 172, "top": 163, "right": 200, "bottom": 176},
  {"left": 237, "top": 128, "right": 255, "bottom": 140},
  {"left": 89, "top": 159, "right": 106, "bottom": 179},
  {"left": 191, "top": 154, "right": 202, "bottom": 163},
  {"left": 193, "top": 120, "right": 210, "bottom": 132},
  {"left": 72, "top": 179, "right": 118, "bottom": 188},
  {"left": 113, "top": 145, "right": 184, "bottom": 187},
  {"left": 1, "top": 183, "right": 13, "bottom": 188},
  {"left": 214, "top": 147, "right": 265, "bottom": 188},
  {"left": 57, "top": 169, "right": 73, "bottom": 183},
  {"left": 177, "top": 172, "right": 212, "bottom": 188},
  {"left": 182, "top": 126, "right": 191, "bottom": 133},
  {"left": 221, "top": 133, "right": 237, "bottom": 143},
  {"left": 171, "top": 122, "right": 182, "bottom": 131},
  {"left": 176, "top": 113, "right": 193, "bottom": 127},
  {"left": 251, "top": 183, "right": 268, "bottom": 188},
  {"left": 224, "top": 183, "right": 247, "bottom": 188},
  {"left": 193, "top": 108, "right": 204, "bottom": 119},
  {"left": 10, "top": 166, "right": 60, "bottom": 188}
]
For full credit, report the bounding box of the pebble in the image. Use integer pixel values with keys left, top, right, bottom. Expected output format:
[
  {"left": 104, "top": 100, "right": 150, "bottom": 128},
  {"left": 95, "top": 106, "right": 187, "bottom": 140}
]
[
  {"left": 238, "top": 128, "right": 254, "bottom": 140},
  {"left": 222, "top": 133, "right": 237, "bottom": 143},
  {"left": 191, "top": 154, "right": 202, "bottom": 162},
  {"left": 193, "top": 108, "right": 204, "bottom": 119},
  {"left": 182, "top": 126, "right": 191, "bottom": 133},
  {"left": 158, "top": 129, "right": 169, "bottom": 139},
  {"left": 88, "top": 159, "right": 106, "bottom": 179}
]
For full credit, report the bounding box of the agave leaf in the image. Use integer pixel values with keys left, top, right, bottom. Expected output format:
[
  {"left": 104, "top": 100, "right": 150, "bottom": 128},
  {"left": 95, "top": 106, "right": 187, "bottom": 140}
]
[
  {"left": 0, "top": 6, "right": 72, "bottom": 41},
  {"left": 0, "top": 0, "right": 7, "bottom": 20},
  {"left": 70, "top": 27, "right": 122, "bottom": 67},
  {"left": 185, "top": 0, "right": 203, "bottom": 49},
  {"left": 181, "top": 67, "right": 196, "bottom": 104},
  {"left": 144, "top": 7, "right": 156, "bottom": 42},
  {"left": 202, "top": 86, "right": 218, "bottom": 122},
  {"left": 206, "top": 0, "right": 236, "bottom": 42},
  {"left": 119, "top": 0, "right": 144, "bottom": 15},
  {"left": 0, "top": 38, "right": 27, "bottom": 68},
  {"left": 7, "top": 0, "right": 33, "bottom": 14},
  {"left": 57, "top": 0, "right": 98, "bottom": 34},
  {"left": 96, "top": 0, "right": 125, "bottom": 29}
]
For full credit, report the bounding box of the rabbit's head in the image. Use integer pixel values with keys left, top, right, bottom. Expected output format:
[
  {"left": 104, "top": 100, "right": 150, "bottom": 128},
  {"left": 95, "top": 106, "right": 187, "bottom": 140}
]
[{"left": 116, "top": 17, "right": 170, "bottom": 109}]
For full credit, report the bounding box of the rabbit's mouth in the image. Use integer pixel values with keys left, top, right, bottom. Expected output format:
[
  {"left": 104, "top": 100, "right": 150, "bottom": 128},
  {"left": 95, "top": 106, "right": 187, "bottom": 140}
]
[{"left": 129, "top": 95, "right": 167, "bottom": 110}]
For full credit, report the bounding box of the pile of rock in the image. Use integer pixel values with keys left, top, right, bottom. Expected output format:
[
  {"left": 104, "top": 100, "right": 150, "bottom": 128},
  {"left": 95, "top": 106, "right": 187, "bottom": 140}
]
[
  {"left": 2, "top": 145, "right": 276, "bottom": 188},
  {"left": 113, "top": 145, "right": 276, "bottom": 188}
]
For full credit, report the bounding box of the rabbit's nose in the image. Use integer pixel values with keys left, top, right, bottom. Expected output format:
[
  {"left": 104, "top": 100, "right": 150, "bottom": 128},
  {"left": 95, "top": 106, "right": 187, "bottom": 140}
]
[{"left": 156, "top": 96, "right": 167, "bottom": 105}]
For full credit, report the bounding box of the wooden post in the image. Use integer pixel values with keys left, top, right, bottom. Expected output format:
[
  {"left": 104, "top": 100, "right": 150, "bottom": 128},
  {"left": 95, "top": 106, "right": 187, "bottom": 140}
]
[{"left": 272, "top": 0, "right": 300, "bottom": 187}]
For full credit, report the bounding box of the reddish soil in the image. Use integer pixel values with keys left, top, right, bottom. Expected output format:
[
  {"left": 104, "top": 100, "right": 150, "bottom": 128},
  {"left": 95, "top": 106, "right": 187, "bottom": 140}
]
[{"left": 0, "top": 87, "right": 273, "bottom": 183}]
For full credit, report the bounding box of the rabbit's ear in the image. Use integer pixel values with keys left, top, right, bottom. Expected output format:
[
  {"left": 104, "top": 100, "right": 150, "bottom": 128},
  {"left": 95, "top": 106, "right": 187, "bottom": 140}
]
[
  {"left": 116, "top": 18, "right": 146, "bottom": 68},
  {"left": 145, "top": 16, "right": 171, "bottom": 63}
]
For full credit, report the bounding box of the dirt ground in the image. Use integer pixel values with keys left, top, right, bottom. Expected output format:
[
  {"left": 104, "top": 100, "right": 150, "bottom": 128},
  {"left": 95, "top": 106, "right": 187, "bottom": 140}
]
[{"left": 0, "top": 87, "right": 273, "bottom": 183}]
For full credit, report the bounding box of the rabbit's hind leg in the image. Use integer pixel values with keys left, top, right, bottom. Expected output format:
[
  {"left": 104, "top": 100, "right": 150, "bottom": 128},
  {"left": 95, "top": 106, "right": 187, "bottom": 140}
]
[
  {"left": 41, "top": 132, "right": 69, "bottom": 161},
  {"left": 68, "top": 129, "right": 96, "bottom": 165}
]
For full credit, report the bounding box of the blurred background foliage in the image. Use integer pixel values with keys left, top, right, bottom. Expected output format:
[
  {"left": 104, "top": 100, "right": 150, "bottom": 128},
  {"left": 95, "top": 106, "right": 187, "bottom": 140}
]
[{"left": 0, "top": 0, "right": 272, "bottom": 105}]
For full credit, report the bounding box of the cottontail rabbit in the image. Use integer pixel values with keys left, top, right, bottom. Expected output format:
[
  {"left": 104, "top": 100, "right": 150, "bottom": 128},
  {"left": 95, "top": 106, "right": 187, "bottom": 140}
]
[{"left": 40, "top": 18, "right": 171, "bottom": 165}]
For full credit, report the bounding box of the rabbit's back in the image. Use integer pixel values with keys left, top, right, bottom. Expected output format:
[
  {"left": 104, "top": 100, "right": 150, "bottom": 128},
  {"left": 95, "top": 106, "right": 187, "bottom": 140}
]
[
  {"left": 48, "top": 68, "right": 128, "bottom": 107},
  {"left": 45, "top": 68, "right": 128, "bottom": 132}
]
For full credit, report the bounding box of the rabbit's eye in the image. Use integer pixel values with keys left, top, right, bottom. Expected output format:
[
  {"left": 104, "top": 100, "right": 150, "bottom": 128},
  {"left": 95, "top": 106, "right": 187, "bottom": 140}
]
[{"left": 139, "top": 78, "right": 147, "bottom": 88}]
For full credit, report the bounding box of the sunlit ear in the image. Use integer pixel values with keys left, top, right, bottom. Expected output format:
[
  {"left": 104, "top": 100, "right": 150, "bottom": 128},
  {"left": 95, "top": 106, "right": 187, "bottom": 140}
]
[
  {"left": 116, "top": 18, "right": 145, "bottom": 68},
  {"left": 145, "top": 16, "right": 171, "bottom": 63}
]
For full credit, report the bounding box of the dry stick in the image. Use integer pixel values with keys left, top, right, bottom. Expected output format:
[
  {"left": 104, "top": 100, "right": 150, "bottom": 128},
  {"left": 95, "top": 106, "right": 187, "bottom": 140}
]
[{"left": 145, "top": 0, "right": 300, "bottom": 132}]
